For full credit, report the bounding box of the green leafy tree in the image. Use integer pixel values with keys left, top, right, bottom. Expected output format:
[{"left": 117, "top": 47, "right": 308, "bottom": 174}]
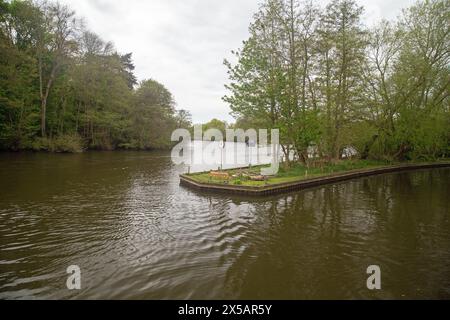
[
  {"left": 0, "top": 0, "right": 185, "bottom": 152},
  {"left": 316, "top": 0, "right": 368, "bottom": 159},
  {"left": 128, "top": 79, "right": 177, "bottom": 149}
]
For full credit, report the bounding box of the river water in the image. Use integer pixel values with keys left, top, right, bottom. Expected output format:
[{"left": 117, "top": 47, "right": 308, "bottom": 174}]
[{"left": 0, "top": 151, "right": 449, "bottom": 299}]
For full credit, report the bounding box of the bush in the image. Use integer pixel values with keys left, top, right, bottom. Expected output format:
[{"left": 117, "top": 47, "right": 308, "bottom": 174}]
[
  {"left": 28, "top": 135, "right": 84, "bottom": 153},
  {"left": 51, "top": 134, "right": 84, "bottom": 153},
  {"left": 30, "top": 137, "right": 52, "bottom": 152}
]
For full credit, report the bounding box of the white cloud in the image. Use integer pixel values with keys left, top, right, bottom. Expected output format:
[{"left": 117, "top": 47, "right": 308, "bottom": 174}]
[{"left": 59, "top": 0, "right": 416, "bottom": 123}]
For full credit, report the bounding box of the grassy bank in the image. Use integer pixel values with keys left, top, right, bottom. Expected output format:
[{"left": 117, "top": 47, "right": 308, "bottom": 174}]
[{"left": 185, "top": 159, "right": 448, "bottom": 187}]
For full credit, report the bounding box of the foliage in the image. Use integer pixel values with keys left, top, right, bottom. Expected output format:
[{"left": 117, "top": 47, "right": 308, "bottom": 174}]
[
  {"left": 224, "top": 0, "right": 450, "bottom": 162},
  {"left": 187, "top": 159, "right": 398, "bottom": 187},
  {"left": 0, "top": 0, "right": 191, "bottom": 152},
  {"left": 202, "top": 118, "right": 227, "bottom": 137}
]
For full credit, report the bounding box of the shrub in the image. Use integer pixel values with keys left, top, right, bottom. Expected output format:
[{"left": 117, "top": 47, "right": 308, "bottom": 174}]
[
  {"left": 51, "top": 134, "right": 84, "bottom": 153},
  {"left": 30, "top": 137, "right": 51, "bottom": 152}
]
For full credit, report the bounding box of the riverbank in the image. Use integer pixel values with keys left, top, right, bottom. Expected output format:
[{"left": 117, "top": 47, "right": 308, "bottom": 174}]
[
  {"left": 0, "top": 135, "right": 173, "bottom": 154},
  {"left": 180, "top": 160, "right": 450, "bottom": 196}
]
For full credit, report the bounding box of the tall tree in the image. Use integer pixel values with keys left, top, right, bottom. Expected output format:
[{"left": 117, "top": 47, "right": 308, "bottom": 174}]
[
  {"left": 362, "top": 0, "right": 449, "bottom": 160},
  {"left": 129, "top": 79, "right": 177, "bottom": 149},
  {"left": 0, "top": 0, "right": 41, "bottom": 148},
  {"left": 37, "top": 1, "right": 79, "bottom": 137},
  {"left": 317, "top": 0, "right": 367, "bottom": 159}
]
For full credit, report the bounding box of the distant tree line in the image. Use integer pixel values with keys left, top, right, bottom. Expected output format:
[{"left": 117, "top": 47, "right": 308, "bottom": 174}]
[
  {"left": 0, "top": 0, "right": 192, "bottom": 152},
  {"left": 224, "top": 0, "right": 449, "bottom": 163}
]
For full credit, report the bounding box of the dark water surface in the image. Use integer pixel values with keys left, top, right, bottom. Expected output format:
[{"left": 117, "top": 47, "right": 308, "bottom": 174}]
[{"left": 0, "top": 152, "right": 449, "bottom": 299}]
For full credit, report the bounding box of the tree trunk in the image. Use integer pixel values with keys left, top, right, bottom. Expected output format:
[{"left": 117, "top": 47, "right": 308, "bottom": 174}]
[
  {"left": 39, "top": 58, "right": 58, "bottom": 137},
  {"left": 40, "top": 99, "right": 47, "bottom": 137}
]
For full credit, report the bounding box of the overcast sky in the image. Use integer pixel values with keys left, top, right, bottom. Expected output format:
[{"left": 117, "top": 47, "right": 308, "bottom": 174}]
[{"left": 59, "top": 0, "right": 417, "bottom": 124}]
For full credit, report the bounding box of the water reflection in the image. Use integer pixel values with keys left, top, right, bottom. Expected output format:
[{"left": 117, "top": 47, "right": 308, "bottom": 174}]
[{"left": 0, "top": 152, "right": 449, "bottom": 299}]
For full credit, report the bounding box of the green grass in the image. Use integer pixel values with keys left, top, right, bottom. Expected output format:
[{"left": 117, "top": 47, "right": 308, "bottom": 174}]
[{"left": 185, "top": 159, "right": 398, "bottom": 187}]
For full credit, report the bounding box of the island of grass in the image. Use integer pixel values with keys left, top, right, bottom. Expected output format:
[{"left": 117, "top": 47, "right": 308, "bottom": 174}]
[{"left": 180, "top": 159, "right": 450, "bottom": 196}]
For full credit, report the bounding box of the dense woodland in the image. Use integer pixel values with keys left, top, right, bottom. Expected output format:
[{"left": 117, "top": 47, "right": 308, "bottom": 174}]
[
  {"left": 0, "top": 0, "right": 448, "bottom": 161},
  {"left": 224, "top": 0, "right": 449, "bottom": 163},
  {"left": 0, "top": 0, "right": 192, "bottom": 152}
]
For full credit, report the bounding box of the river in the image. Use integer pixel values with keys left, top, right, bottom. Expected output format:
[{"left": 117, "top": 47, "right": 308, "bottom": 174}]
[{"left": 0, "top": 151, "right": 449, "bottom": 299}]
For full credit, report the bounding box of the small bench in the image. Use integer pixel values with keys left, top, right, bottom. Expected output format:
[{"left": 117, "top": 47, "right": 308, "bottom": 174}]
[{"left": 209, "top": 171, "right": 230, "bottom": 180}]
